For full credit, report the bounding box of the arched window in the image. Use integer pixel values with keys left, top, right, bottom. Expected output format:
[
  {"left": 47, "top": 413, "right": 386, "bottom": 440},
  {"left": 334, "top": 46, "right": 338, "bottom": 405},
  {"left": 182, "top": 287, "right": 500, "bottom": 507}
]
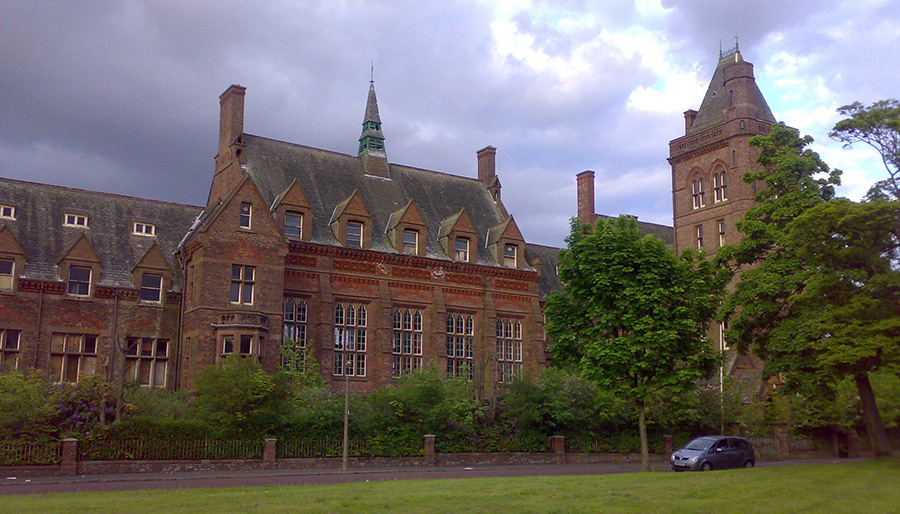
[
  {"left": 392, "top": 308, "right": 423, "bottom": 377},
  {"left": 714, "top": 172, "right": 728, "bottom": 202},
  {"left": 692, "top": 178, "right": 706, "bottom": 209},
  {"left": 334, "top": 303, "right": 367, "bottom": 377}
]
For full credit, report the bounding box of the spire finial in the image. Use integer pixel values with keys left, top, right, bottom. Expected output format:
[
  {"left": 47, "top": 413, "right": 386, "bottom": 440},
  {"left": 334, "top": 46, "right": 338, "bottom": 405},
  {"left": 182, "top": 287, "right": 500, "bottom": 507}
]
[
  {"left": 735, "top": 36, "right": 739, "bottom": 52},
  {"left": 370, "top": 61, "right": 374, "bottom": 83},
  {"left": 719, "top": 39, "right": 723, "bottom": 59}
]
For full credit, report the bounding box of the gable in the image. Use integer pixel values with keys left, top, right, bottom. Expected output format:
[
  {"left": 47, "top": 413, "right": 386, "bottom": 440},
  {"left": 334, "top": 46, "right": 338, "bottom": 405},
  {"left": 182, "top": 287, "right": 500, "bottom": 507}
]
[{"left": 60, "top": 233, "right": 102, "bottom": 266}]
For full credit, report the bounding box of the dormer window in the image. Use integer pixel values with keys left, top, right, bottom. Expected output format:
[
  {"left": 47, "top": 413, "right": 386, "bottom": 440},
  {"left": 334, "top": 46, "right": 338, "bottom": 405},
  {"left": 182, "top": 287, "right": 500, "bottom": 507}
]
[
  {"left": 503, "top": 244, "right": 517, "bottom": 268},
  {"left": 140, "top": 274, "right": 163, "bottom": 303},
  {"left": 133, "top": 222, "right": 156, "bottom": 236},
  {"left": 346, "top": 221, "right": 363, "bottom": 248},
  {"left": 284, "top": 211, "right": 303, "bottom": 239},
  {"left": 65, "top": 214, "right": 88, "bottom": 227},
  {"left": 454, "top": 237, "right": 470, "bottom": 262},
  {"left": 0, "top": 260, "right": 13, "bottom": 291},
  {"left": 67, "top": 266, "right": 91, "bottom": 296},
  {"left": 239, "top": 202, "right": 252, "bottom": 229},
  {"left": 402, "top": 229, "right": 418, "bottom": 255},
  {"left": 0, "top": 205, "right": 15, "bottom": 219}
]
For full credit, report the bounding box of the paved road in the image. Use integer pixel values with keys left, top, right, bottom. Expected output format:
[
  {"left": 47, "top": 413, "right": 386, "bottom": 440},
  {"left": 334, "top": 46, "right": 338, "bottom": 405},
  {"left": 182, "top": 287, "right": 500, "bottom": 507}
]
[{"left": 0, "top": 458, "right": 857, "bottom": 495}]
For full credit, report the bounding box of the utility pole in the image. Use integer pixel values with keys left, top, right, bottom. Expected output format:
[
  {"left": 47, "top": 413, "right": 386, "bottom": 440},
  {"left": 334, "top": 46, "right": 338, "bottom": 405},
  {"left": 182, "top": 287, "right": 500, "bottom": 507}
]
[{"left": 342, "top": 359, "right": 350, "bottom": 472}]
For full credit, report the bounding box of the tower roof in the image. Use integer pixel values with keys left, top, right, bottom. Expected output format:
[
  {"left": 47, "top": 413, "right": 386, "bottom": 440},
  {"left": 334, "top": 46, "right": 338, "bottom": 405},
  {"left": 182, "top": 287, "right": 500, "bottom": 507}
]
[
  {"left": 688, "top": 48, "right": 776, "bottom": 134},
  {"left": 358, "top": 80, "right": 386, "bottom": 157}
]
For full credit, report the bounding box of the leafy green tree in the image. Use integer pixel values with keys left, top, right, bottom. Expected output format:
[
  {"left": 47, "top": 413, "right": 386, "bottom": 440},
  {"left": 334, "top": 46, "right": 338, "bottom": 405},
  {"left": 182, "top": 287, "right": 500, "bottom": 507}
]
[
  {"left": 545, "top": 216, "right": 725, "bottom": 470},
  {"left": 830, "top": 99, "right": 900, "bottom": 199},
  {"left": 280, "top": 340, "right": 325, "bottom": 388},
  {"left": 194, "top": 357, "right": 291, "bottom": 438},
  {"left": 781, "top": 198, "right": 900, "bottom": 455}
]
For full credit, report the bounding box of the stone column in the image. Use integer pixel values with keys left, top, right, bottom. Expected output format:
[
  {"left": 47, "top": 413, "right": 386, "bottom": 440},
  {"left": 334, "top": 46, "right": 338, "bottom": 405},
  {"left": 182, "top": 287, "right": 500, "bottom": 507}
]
[
  {"left": 664, "top": 435, "right": 673, "bottom": 461},
  {"left": 60, "top": 438, "right": 78, "bottom": 475},
  {"left": 551, "top": 435, "right": 566, "bottom": 464},
  {"left": 263, "top": 438, "right": 277, "bottom": 467},
  {"left": 774, "top": 423, "right": 789, "bottom": 461},
  {"left": 424, "top": 434, "right": 436, "bottom": 466},
  {"left": 729, "top": 422, "right": 742, "bottom": 437}
]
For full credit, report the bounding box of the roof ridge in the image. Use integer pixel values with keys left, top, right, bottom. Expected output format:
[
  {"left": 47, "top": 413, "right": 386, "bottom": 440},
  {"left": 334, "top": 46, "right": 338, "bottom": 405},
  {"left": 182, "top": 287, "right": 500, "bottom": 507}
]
[{"left": 0, "top": 177, "right": 204, "bottom": 210}]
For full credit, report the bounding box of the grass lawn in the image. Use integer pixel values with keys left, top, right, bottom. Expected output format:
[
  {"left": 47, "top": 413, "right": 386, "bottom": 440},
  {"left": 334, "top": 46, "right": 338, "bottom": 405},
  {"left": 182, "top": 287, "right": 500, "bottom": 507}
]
[{"left": 1, "top": 459, "right": 897, "bottom": 514}]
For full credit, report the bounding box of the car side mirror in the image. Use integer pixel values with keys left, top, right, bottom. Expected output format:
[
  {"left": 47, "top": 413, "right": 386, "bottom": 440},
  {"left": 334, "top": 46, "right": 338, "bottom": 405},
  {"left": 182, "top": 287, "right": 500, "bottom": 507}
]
[{"left": 715, "top": 447, "right": 723, "bottom": 453}]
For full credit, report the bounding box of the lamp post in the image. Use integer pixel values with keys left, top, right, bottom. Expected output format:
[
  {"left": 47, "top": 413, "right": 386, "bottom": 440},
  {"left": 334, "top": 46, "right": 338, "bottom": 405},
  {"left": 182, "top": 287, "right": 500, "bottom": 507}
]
[{"left": 342, "top": 357, "right": 351, "bottom": 472}]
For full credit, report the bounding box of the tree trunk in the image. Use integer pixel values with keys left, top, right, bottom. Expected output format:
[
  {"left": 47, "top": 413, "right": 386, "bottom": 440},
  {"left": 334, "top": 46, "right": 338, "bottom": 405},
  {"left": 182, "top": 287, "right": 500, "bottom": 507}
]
[
  {"left": 855, "top": 372, "right": 891, "bottom": 457},
  {"left": 638, "top": 400, "right": 649, "bottom": 471}
]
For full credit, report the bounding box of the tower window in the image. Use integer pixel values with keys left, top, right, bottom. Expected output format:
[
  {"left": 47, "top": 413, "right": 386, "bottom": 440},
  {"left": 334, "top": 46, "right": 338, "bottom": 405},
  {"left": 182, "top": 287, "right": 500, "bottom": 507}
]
[
  {"left": 692, "top": 179, "right": 706, "bottom": 209},
  {"left": 714, "top": 172, "right": 728, "bottom": 202},
  {"left": 696, "top": 225, "right": 704, "bottom": 249},
  {"left": 717, "top": 220, "right": 726, "bottom": 247}
]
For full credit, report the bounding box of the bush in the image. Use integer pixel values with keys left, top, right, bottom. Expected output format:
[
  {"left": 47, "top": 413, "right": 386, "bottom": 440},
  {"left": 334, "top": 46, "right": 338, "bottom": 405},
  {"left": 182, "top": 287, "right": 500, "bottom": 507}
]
[
  {"left": 194, "top": 358, "right": 291, "bottom": 438},
  {"left": 0, "top": 369, "right": 60, "bottom": 440}
]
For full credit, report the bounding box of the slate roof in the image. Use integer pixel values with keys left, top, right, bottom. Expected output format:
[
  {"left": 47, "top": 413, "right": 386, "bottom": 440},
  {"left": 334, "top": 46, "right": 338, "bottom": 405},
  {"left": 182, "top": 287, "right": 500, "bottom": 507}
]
[
  {"left": 688, "top": 51, "right": 776, "bottom": 135},
  {"left": 524, "top": 243, "right": 561, "bottom": 298},
  {"left": 241, "top": 134, "right": 532, "bottom": 269},
  {"left": 0, "top": 178, "right": 202, "bottom": 289}
]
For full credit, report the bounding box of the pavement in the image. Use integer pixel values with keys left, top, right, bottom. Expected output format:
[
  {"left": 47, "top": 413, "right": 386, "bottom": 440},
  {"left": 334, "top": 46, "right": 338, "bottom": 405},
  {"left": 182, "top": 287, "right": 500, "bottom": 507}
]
[{"left": 0, "top": 458, "right": 861, "bottom": 495}]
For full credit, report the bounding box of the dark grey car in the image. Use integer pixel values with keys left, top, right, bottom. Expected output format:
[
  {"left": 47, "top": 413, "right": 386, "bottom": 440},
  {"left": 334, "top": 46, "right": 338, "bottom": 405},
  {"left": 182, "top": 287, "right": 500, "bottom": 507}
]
[{"left": 669, "top": 436, "right": 755, "bottom": 471}]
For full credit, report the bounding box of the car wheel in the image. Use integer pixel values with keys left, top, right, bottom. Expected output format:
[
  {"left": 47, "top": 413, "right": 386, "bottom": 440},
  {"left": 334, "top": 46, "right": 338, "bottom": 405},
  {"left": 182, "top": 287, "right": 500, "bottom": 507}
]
[
  {"left": 701, "top": 462, "right": 712, "bottom": 471},
  {"left": 744, "top": 460, "right": 754, "bottom": 468}
]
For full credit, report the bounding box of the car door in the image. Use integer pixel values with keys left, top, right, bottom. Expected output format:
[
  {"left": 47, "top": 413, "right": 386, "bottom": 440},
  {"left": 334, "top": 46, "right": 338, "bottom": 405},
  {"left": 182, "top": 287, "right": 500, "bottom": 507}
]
[{"left": 709, "top": 438, "right": 730, "bottom": 469}]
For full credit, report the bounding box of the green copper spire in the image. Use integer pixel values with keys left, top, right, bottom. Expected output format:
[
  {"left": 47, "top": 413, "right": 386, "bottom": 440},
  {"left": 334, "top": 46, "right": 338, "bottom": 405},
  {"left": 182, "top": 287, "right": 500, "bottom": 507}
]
[{"left": 358, "top": 78, "right": 386, "bottom": 158}]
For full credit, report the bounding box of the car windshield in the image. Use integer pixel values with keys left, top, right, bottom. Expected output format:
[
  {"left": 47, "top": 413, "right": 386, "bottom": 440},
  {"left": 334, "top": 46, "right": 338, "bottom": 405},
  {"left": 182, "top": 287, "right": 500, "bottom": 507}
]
[{"left": 683, "top": 438, "right": 715, "bottom": 451}]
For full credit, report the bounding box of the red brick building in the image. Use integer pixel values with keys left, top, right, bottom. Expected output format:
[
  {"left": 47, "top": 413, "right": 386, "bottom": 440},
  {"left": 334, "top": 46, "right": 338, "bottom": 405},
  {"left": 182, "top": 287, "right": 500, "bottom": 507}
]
[{"left": 0, "top": 80, "right": 557, "bottom": 395}]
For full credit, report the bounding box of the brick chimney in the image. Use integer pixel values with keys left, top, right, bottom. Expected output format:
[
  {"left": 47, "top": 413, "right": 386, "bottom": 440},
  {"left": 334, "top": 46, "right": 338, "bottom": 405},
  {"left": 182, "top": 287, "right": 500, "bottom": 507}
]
[
  {"left": 477, "top": 146, "right": 500, "bottom": 199},
  {"left": 576, "top": 170, "right": 595, "bottom": 225},
  {"left": 209, "top": 84, "right": 247, "bottom": 205},
  {"left": 684, "top": 109, "right": 698, "bottom": 134}
]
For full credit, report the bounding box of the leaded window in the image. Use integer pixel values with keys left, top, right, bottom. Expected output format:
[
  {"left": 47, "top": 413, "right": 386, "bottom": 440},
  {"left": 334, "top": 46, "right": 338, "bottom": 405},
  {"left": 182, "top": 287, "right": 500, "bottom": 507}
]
[
  {"left": 50, "top": 333, "right": 98, "bottom": 383},
  {"left": 392, "top": 308, "right": 423, "bottom": 376},
  {"left": 334, "top": 303, "right": 367, "bottom": 377},
  {"left": 446, "top": 313, "right": 474, "bottom": 379},
  {"left": 496, "top": 318, "right": 522, "bottom": 383},
  {"left": 124, "top": 337, "right": 168, "bottom": 388}
]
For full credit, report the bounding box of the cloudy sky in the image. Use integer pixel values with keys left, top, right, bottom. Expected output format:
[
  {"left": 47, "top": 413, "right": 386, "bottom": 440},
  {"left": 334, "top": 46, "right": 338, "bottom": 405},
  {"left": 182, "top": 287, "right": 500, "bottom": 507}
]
[{"left": 2, "top": 1, "right": 898, "bottom": 247}]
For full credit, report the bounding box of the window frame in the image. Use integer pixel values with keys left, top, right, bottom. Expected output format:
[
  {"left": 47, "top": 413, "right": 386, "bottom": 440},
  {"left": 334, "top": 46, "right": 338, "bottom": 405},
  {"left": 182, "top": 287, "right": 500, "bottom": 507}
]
[
  {"left": 392, "top": 307, "right": 423, "bottom": 377},
  {"left": 496, "top": 317, "right": 523, "bottom": 383},
  {"left": 0, "top": 259, "right": 14, "bottom": 292},
  {"left": 696, "top": 225, "right": 704, "bottom": 249},
  {"left": 454, "top": 237, "right": 470, "bottom": 262},
  {"left": 333, "top": 302, "right": 367, "bottom": 377},
  {"left": 691, "top": 179, "right": 706, "bottom": 210},
  {"left": 67, "top": 266, "right": 92, "bottom": 297},
  {"left": 0, "top": 205, "right": 15, "bottom": 220},
  {"left": 717, "top": 219, "right": 726, "bottom": 248},
  {"left": 139, "top": 273, "right": 163, "bottom": 303},
  {"left": 446, "top": 313, "right": 474, "bottom": 380},
  {"left": 239, "top": 202, "right": 252, "bottom": 229},
  {"left": 230, "top": 264, "right": 255, "bottom": 305},
  {"left": 124, "top": 337, "right": 169, "bottom": 388},
  {"left": 401, "top": 229, "right": 419, "bottom": 255},
  {"left": 133, "top": 222, "right": 156, "bottom": 236},
  {"left": 50, "top": 333, "right": 99, "bottom": 384},
  {"left": 284, "top": 211, "right": 303, "bottom": 239},
  {"left": 283, "top": 297, "right": 308, "bottom": 370},
  {"left": 0, "top": 329, "right": 21, "bottom": 371},
  {"left": 346, "top": 221, "right": 364, "bottom": 248},
  {"left": 503, "top": 243, "right": 517, "bottom": 268},
  {"left": 64, "top": 213, "right": 88, "bottom": 227}
]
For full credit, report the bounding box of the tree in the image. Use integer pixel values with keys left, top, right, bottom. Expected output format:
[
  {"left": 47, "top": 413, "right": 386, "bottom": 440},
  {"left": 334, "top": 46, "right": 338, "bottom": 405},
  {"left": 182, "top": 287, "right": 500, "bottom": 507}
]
[
  {"left": 782, "top": 198, "right": 900, "bottom": 456},
  {"left": 545, "top": 216, "right": 725, "bottom": 471},
  {"left": 719, "top": 123, "right": 900, "bottom": 456},
  {"left": 830, "top": 99, "right": 900, "bottom": 200}
]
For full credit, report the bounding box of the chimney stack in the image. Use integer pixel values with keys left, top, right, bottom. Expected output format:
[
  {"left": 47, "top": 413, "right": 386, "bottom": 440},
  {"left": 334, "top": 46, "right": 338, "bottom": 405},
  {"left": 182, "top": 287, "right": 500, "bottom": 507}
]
[
  {"left": 477, "top": 146, "right": 501, "bottom": 199},
  {"left": 217, "top": 84, "right": 246, "bottom": 168},
  {"left": 576, "top": 170, "right": 595, "bottom": 225},
  {"left": 684, "top": 109, "right": 698, "bottom": 134}
]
